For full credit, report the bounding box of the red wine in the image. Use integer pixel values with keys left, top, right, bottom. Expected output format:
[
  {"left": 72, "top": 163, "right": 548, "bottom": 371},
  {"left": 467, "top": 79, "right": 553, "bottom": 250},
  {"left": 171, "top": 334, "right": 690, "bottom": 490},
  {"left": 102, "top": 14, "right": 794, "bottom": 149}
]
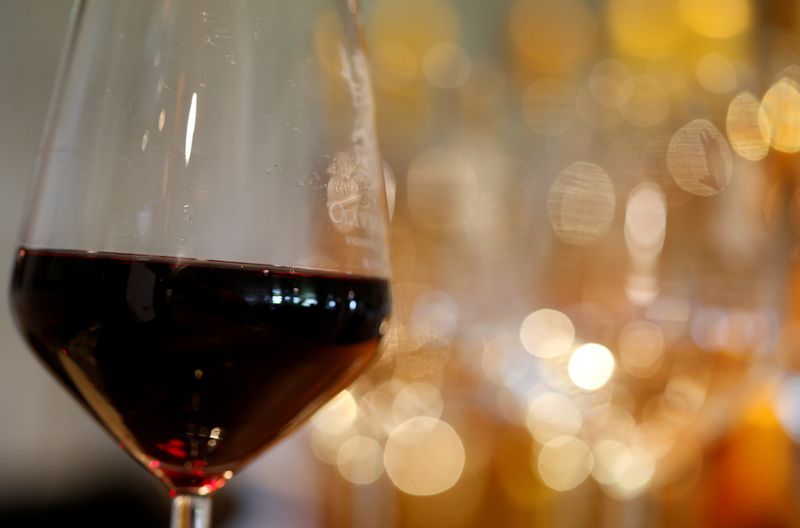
[{"left": 10, "top": 248, "right": 390, "bottom": 492}]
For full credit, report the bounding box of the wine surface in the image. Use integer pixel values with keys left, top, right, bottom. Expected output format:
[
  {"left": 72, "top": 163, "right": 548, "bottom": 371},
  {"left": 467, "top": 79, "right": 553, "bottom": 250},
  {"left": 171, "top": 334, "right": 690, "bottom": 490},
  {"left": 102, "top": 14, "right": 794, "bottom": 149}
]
[{"left": 11, "top": 248, "right": 390, "bottom": 492}]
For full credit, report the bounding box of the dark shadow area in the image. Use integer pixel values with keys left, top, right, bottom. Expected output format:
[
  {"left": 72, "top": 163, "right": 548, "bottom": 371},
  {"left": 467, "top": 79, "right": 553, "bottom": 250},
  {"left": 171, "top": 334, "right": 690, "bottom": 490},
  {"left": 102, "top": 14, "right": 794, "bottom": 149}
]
[{"left": 0, "top": 480, "right": 237, "bottom": 528}]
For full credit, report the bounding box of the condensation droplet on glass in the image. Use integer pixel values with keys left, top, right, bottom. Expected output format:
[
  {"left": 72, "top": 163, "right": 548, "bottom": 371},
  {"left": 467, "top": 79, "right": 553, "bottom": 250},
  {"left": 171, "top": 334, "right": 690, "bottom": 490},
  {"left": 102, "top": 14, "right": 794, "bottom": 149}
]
[
  {"left": 158, "top": 109, "right": 166, "bottom": 131},
  {"left": 141, "top": 130, "right": 149, "bottom": 151}
]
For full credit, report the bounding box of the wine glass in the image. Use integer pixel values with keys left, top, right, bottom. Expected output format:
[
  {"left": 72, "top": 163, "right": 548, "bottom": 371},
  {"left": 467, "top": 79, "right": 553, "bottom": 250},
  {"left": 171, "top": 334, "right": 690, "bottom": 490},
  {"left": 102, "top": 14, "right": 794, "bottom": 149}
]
[{"left": 8, "top": 1, "right": 391, "bottom": 526}]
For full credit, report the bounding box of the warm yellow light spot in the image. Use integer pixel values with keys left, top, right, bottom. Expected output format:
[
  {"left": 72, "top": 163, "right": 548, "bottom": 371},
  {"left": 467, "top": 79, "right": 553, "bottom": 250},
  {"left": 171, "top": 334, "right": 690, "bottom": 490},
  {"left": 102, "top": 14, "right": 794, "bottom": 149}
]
[
  {"left": 519, "top": 309, "right": 575, "bottom": 359},
  {"left": 392, "top": 382, "right": 444, "bottom": 424},
  {"left": 535, "top": 435, "right": 593, "bottom": 491},
  {"left": 522, "top": 79, "right": 577, "bottom": 136},
  {"left": 370, "top": 0, "right": 459, "bottom": 52},
  {"left": 371, "top": 42, "right": 419, "bottom": 90},
  {"left": 568, "top": 343, "right": 615, "bottom": 391},
  {"left": 384, "top": 417, "right": 465, "bottom": 496},
  {"left": 422, "top": 43, "right": 472, "bottom": 89},
  {"left": 368, "top": 0, "right": 459, "bottom": 86},
  {"left": 337, "top": 436, "right": 384, "bottom": 485},
  {"left": 509, "top": 0, "right": 597, "bottom": 74},
  {"left": 696, "top": 52, "right": 737, "bottom": 94},
  {"left": 667, "top": 118, "right": 733, "bottom": 196},
  {"left": 618, "top": 75, "right": 669, "bottom": 128},
  {"left": 726, "top": 91, "right": 770, "bottom": 161},
  {"left": 761, "top": 77, "right": 800, "bottom": 153},
  {"left": 607, "top": 0, "right": 686, "bottom": 59},
  {"left": 679, "top": 0, "right": 751, "bottom": 39},
  {"left": 311, "top": 390, "right": 358, "bottom": 434},
  {"left": 526, "top": 392, "right": 583, "bottom": 444},
  {"left": 619, "top": 321, "right": 665, "bottom": 377},
  {"left": 223, "top": 470, "right": 234, "bottom": 479},
  {"left": 547, "top": 161, "right": 616, "bottom": 245}
]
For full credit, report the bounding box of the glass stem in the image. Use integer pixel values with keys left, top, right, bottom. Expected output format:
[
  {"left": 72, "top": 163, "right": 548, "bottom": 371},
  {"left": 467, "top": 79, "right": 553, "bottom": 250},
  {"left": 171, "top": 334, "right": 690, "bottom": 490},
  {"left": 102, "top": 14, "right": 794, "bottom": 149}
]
[{"left": 170, "top": 495, "right": 212, "bottom": 528}]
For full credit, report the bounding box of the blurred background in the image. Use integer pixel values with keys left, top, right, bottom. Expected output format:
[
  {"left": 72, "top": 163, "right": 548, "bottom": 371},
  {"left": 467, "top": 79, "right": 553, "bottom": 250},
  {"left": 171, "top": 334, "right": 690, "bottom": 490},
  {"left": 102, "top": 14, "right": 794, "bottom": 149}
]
[{"left": 6, "top": 0, "right": 800, "bottom": 526}]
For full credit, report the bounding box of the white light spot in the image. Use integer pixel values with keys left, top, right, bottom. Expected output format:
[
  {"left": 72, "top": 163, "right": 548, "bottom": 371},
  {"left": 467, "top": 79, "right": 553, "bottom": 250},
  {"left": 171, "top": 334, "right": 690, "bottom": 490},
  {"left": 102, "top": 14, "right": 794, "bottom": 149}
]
[
  {"left": 185, "top": 92, "right": 198, "bottom": 166},
  {"left": 567, "top": 343, "right": 615, "bottom": 391}
]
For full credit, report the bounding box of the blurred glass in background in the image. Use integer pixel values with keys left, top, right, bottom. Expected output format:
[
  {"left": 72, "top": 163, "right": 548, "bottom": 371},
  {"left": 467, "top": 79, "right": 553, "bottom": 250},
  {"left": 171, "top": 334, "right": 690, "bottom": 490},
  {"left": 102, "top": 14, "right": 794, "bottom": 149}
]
[{"left": 5, "top": 0, "right": 800, "bottom": 527}]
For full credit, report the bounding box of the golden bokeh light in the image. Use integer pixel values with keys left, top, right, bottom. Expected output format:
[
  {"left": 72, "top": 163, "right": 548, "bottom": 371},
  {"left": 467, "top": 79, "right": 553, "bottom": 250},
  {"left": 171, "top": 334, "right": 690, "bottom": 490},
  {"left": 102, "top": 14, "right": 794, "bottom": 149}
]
[
  {"left": 522, "top": 79, "right": 577, "bottom": 136},
  {"left": 726, "top": 90, "right": 771, "bottom": 161},
  {"left": 678, "top": 0, "right": 751, "bottom": 39},
  {"left": 590, "top": 59, "right": 631, "bottom": 107},
  {"left": 336, "top": 435, "right": 385, "bottom": 485},
  {"left": 619, "top": 321, "right": 665, "bottom": 377},
  {"left": 547, "top": 161, "right": 616, "bottom": 245},
  {"left": 384, "top": 417, "right": 466, "bottom": 496},
  {"left": 576, "top": 59, "right": 630, "bottom": 129},
  {"left": 519, "top": 308, "right": 575, "bottom": 359},
  {"left": 535, "top": 435, "right": 593, "bottom": 491},
  {"left": 696, "top": 52, "right": 738, "bottom": 94},
  {"left": 663, "top": 375, "right": 707, "bottom": 415},
  {"left": 591, "top": 439, "right": 632, "bottom": 485},
  {"left": 606, "top": 446, "right": 656, "bottom": 498},
  {"left": 607, "top": 0, "right": 686, "bottom": 59},
  {"left": 311, "top": 425, "right": 357, "bottom": 465},
  {"left": 567, "top": 343, "right": 616, "bottom": 391},
  {"left": 422, "top": 42, "right": 472, "bottom": 90},
  {"left": 625, "top": 182, "right": 667, "bottom": 261},
  {"left": 618, "top": 75, "right": 670, "bottom": 128},
  {"left": 361, "top": 380, "right": 407, "bottom": 439},
  {"left": 509, "top": 0, "right": 597, "bottom": 73},
  {"left": 311, "top": 390, "right": 358, "bottom": 435},
  {"left": 667, "top": 118, "right": 733, "bottom": 196},
  {"left": 761, "top": 77, "right": 800, "bottom": 153},
  {"left": 526, "top": 392, "right": 583, "bottom": 444},
  {"left": 392, "top": 382, "right": 444, "bottom": 424},
  {"left": 371, "top": 42, "right": 419, "bottom": 91},
  {"left": 368, "top": 0, "right": 459, "bottom": 60}
]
